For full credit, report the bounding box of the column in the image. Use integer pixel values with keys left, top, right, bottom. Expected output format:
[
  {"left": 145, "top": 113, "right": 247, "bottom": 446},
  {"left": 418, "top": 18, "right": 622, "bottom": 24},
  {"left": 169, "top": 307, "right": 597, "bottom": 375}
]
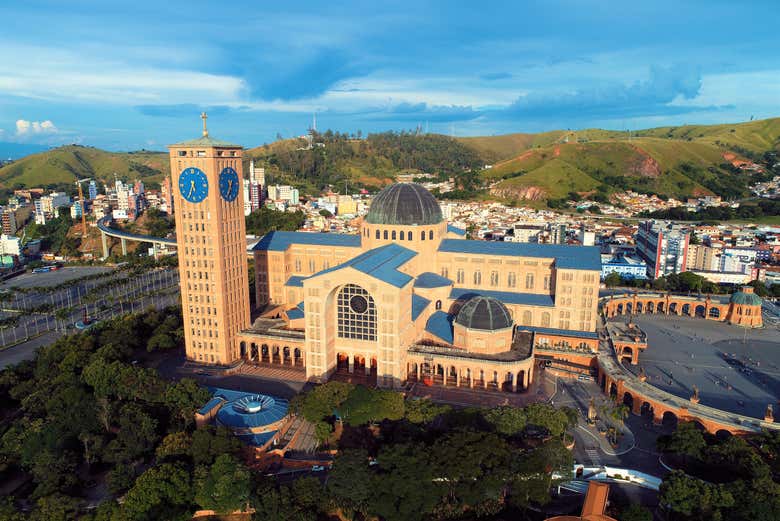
[
  {"left": 121, "top": 238, "right": 128, "bottom": 256},
  {"left": 348, "top": 357, "right": 354, "bottom": 374},
  {"left": 455, "top": 368, "right": 461, "bottom": 387},
  {"left": 101, "top": 232, "right": 109, "bottom": 258},
  {"left": 469, "top": 369, "right": 474, "bottom": 388},
  {"left": 511, "top": 373, "right": 517, "bottom": 393},
  {"left": 416, "top": 363, "right": 420, "bottom": 381}
]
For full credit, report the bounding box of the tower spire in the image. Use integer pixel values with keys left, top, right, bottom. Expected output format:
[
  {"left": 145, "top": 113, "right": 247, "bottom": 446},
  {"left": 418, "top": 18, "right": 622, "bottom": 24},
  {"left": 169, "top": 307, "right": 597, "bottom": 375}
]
[{"left": 201, "top": 112, "right": 208, "bottom": 137}]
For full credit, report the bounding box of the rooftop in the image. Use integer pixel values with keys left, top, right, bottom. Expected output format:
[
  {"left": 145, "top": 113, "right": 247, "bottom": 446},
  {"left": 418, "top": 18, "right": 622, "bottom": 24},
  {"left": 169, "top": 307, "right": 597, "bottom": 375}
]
[
  {"left": 451, "top": 287, "right": 555, "bottom": 307},
  {"left": 253, "top": 230, "right": 362, "bottom": 251},
  {"left": 365, "top": 183, "right": 443, "bottom": 225},
  {"left": 312, "top": 243, "right": 417, "bottom": 288},
  {"left": 438, "top": 239, "right": 602, "bottom": 271}
]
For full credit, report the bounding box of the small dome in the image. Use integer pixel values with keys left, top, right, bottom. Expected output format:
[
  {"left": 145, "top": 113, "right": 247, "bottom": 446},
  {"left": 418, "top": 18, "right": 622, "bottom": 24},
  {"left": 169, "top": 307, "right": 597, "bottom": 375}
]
[
  {"left": 730, "top": 287, "right": 762, "bottom": 307},
  {"left": 365, "top": 183, "right": 443, "bottom": 226},
  {"left": 455, "top": 296, "right": 513, "bottom": 331}
]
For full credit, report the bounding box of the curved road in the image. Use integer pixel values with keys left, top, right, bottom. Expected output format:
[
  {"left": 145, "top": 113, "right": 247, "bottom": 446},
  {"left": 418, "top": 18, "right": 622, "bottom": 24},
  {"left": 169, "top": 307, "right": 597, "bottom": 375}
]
[{"left": 97, "top": 216, "right": 176, "bottom": 246}]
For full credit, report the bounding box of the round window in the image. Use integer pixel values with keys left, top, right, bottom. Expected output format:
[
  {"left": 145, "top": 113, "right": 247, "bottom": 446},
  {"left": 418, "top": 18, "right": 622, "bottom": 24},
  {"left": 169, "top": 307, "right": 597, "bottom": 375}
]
[{"left": 350, "top": 295, "right": 368, "bottom": 314}]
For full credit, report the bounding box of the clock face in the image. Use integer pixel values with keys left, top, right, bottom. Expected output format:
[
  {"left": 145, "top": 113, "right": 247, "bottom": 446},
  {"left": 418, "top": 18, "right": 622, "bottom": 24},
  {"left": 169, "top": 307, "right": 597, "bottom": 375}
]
[
  {"left": 178, "top": 167, "right": 208, "bottom": 203},
  {"left": 218, "top": 167, "right": 240, "bottom": 202}
]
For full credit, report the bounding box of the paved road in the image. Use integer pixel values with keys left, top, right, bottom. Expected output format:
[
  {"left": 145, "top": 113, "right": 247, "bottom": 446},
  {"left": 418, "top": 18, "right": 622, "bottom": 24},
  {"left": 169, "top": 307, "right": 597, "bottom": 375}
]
[
  {"left": 0, "top": 331, "right": 60, "bottom": 369},
  {"left": 0, "top": 266, "right": 113, "bottom": 290}
]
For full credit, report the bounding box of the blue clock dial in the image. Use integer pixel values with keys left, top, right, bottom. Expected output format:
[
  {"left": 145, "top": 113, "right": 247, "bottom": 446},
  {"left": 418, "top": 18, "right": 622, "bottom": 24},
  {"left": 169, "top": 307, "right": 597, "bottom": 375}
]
[
  {"left": 218, "top": 167, "right": 240, "bottom": 202},
  {"left": 178, "top": 167, "right": 208, "bottom": 203}
]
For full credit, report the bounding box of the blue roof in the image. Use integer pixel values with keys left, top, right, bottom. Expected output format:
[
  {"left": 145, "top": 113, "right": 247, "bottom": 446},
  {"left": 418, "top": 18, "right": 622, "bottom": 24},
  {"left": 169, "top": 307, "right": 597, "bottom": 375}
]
[
  {"left": 312, "top": 243, "right": 417, "bottom": 288},
  {"left": 296, "top": 301, "right": 305, "bottom": 311},
  {"left": 414, "top": 272, "right": 453, "bottom": 288},
  {"left": 450, "top": 287, "right": 555, "bottom": 307},
  {"left": 210, "top": 388, "right": 289, "bottom": 431},
  {"left": 412, "top": 294, "right": 431, "bottom": 320},
  {"left": 285, "top": 275, "right": 306, "bottom": 287},
  {"left": 253, "top": 230, "right": 362, "bottom": 252},
  {"left": 286, "top": 308, "right": 304, "bottom": 320},
  {"left": 425, "top": 311, "right": 454, "bottom": 344},
  {"left": 516, "top": 325, "right": 599, "bottom": 340},
  {"left": 438, "top": 239, "right": 601, "bottom": 271},
  {"left": 447, "top": 224, "right": 466, "bottom": 236},
  {"left": 198, "top": 396, "right": 225, "bottom": 416},
  {"left": 237, "top": 432, "right": 277, "bottom": 447}
]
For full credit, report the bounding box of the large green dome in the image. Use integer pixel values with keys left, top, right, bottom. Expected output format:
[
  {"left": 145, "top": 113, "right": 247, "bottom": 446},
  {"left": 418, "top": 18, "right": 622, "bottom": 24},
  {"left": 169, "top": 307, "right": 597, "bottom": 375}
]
[
  {"left": 365, "top": 183, "right": 443, "bottom": 226},
  {"left": 455, "top": 296, "right": 513, "bottom": 331},
  {"left": 730, "top": 288, "right": 762, "bottom": 306}
]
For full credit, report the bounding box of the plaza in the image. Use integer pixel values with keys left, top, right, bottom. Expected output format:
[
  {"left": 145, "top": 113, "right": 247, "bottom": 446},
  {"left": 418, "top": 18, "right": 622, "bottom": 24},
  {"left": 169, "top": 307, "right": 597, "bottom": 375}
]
[{"left": 619, "top": 314, "right": 780, "bottom": 421}]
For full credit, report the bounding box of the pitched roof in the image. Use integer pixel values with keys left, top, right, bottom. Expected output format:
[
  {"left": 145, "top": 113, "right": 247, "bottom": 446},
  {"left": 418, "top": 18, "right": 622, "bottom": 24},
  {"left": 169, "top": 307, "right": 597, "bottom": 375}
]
[
  {"left": 447, "top": 224, "right": 467, "bottom": 236},
  {"left": 414, "top": 272, "right": 453, "bottom": 288},
  {"left": 253, "top": 230, "right": 362, "bottom": 251},
  {"left": 285, "top": 276, "right": 306, "bottom": 287},
  {"left": 170, "top": 135, "right": 242, "bottom": 148},
  {"left": 412, "top": 294, "right": 431, "bottom": 321},
  {"left": 312, "top": 243, "right": 417, "bottom": 288},
  {"left": 438, "top": 238, "right": 601, "bottom": 271},
  {"left": 450, "top": 287, "right": 555, "bottom": 307},
  {"left": 516, "top": 325, "right": 599, "bottom": 340},
  {"left": 425, "top": 311, "right": 454, "bottom": 344}
]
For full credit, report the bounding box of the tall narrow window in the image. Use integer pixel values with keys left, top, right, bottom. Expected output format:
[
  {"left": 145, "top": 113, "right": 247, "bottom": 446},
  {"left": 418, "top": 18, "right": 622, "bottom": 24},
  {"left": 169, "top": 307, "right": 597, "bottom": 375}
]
[
  {"left": 490, "top": 271, "right": 499, "bottom": 287},
  {"left": 508, "top": 272, "right": 516, "bottom": 288},
  {"left": 392, "top": 230, "right": 397, "bottom": 240},
  {"left": 457, "top": 269, "right": 464, "bottom": 284},
  {"left": 473, "top": 271, "right": 481, "bottom": 285},
  {"left": 525, "top": 273, "right": 534, "bottom": 289}
]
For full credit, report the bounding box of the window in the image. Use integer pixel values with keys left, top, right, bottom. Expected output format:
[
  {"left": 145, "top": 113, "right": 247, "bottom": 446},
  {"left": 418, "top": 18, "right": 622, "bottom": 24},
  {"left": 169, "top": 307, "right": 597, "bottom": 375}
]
[
  {"left": 508, "top": 272, "right": 516, "bottom": 288},
  {"left": 309, "top": 259, "right": 316, "bottom": 272},
  {"left": 525, "top": 273, "right": 534, "bottom": 289},
  {"left": 337, "top": 284, "right": 376, "bottom": 341},
  {"left": 522, "top": 310, "right": 532, "bottom": 324},
  {"left": 441, "top": 267, "right": 449, "bottom": 279},
  {"left": 473, "top": 271, "right": 481, "bottom": 285},
  {"left": 490, "top": 271, "right": 499, "bottom": 287},
  {"left": 429, "top": 230, "right": 433, "bottom": 240},
  {"left": 544, "top": 276, "right": 550, "bottom": 290},
  {"left": 375, "top": 229, "right": 380, "bottom": 239},
  {"left": 407, "top": 231, "right": 412, "bottom": 240},
  {"left": 295, "top": 259, "right": 301, "bottom": 272},
  {"left": 435, "top": 300, "right": 442, "bottom": 310},
  {"left": 541, "top": 312, "right": 551, "bottom": 327},
  {"left": 384, "top": 230, "right": 388, "bottom": 240},
  {"left": 457, "top": 269, "right": 465, "bottom": 284},
  {"left": 421, "top": 231, "right": 425, "bottom": 241},
  {"left": 392, "top": 230, "right": 396, "bottom": 240}
]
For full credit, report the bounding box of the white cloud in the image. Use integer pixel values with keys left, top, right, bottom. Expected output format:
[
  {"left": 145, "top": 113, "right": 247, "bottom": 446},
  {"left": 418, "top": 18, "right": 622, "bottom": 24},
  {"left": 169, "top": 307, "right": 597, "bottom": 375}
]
[{"left": 16, "top": 119, "right": 58, "bottom": 136}]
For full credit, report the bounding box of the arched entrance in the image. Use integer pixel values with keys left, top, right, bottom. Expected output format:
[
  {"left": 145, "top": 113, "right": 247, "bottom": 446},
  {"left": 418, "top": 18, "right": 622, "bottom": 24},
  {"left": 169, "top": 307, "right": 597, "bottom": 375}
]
[
  {"left": 620, "top": 346, "right": 634, "bottom": 365},
  {"left": 250, "top": 343, "right": 259, "bottom": 362},
  {"left": 622, "top": 392, "right": 634, "bottom": 410},
  {"left": 337, "top": 353, "right": 349, "bottom": 372},
  {"left": 682, "top": 304, "right": 691, "bottom": 316},
  {"left": 609, "top": 382, "right": 618, "bottom": 400},
  {"left": 646, "top": 302, "right": 654, "bottom": 314},
  {"left": 662, "top": 411, "right": 678, "bottom": 429},
  {"left": 502, "top": 372, "right": 514, "bottom": 392},
  {"left": 669, "top": 302, "right": 677, "bottom": 314},
  {"left": 695, "top": 305, "right": 706, "bottom": 318},
  {"left": 640, "top": 401, "right": 653, "bottom": 421},
  {"left": 657, "top": 301, "right": 665, "bottom": 313},
  {"left": 709, "top": 307, "right": 721, "bottom": 318}
]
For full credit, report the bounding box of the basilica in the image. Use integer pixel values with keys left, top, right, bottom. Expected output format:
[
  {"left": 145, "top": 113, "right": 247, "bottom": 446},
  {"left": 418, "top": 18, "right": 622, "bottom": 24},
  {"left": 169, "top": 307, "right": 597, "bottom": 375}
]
[{"left": 244, "top": 182, "right": 602, "bottom": 390}]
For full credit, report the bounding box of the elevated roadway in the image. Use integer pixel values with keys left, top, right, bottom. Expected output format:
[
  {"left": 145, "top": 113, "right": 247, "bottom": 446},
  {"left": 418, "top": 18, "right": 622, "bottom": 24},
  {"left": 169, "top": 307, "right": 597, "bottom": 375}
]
[{"left": 97, "top": 216, "right": 176, "bottom": 258}]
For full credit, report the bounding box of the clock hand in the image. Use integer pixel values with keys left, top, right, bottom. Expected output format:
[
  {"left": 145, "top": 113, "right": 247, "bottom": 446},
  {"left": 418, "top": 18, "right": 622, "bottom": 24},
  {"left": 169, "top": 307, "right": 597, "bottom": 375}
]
[
  {"left": 227, "top": 179, "right": 233, "bottom": 194},
  {"left": 187, "top": 180, "right": 196, "bottom": 198}
]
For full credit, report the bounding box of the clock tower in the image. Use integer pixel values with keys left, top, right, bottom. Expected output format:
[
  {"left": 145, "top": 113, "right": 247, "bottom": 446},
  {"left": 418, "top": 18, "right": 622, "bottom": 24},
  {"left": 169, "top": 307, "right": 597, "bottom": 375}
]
[{"left": 169, "top": 114, "right": 250, "bottom": 365}]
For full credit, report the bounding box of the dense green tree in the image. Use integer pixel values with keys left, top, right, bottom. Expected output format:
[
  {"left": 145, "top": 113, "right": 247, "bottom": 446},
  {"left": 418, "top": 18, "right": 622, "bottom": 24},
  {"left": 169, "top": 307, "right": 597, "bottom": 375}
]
[
  {"left": 620, "top": 504, "right": 653, "bottom": 521},
  {"left": 189, "top": 426, "right": 243, "bottom": 466},
  {"left": 373, "top": 443, "right": 441, "bottom": 521},
  {"left": 484, "top": 405, "right": 527, "bottom": 436},
  {"left": 120, "top": 463, "right": 193, "bottom": 521},
  {"left": 107, "top": 462, "right": 136, "bottom": 494},
  {"left": 604, "top": 271, "right": 622, "bottom": 288},
  {"left": 245, "top": 207, "right": 305, "bottom": 237},
  {"left": 340, "top": 385, "right": 405, "bottom": 425},
  {"left": 327, "top": 448, "right": 375, "bottom": 515},
  {"left": 29, "top": 493, "right": 79, "bottom": 521},
  {"left": 403, "top": 398, "right": 450, "bottom": 424},
  {"left": 103, "top": 403, "right": 159, "bottom": 463},
  {"left": 155, "top": 431, "right": 192, "bottom": 461},
  {"left": 659, "top": 470, "right": 734, "bottom": 519},
  {"left": 657, "top": 422, "right": 706, "bottom": 460},
  {"left": 195, "top": 454, "right": 251, "bottom": 514},
  {"left": 509, "top": 439, "right": 573, "bottom": 509},
  {"left": 163, "top": 378, "right": 211, "bottom": 429},
  {"left": 291, "top": 381, "right": 354, "bottom": 423}
]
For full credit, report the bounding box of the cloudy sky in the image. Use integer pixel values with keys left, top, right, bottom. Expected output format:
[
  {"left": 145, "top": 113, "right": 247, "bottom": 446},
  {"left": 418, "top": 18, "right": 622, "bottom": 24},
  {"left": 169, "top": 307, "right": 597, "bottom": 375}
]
[{"left": 0, "top": 0, "right": 778, "bottom": 151}]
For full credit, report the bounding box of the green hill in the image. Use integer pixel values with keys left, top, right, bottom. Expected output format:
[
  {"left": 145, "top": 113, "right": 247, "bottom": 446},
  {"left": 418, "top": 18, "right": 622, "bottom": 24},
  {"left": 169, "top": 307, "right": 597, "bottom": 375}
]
[
  {"left": 0, "top": 145, "right": 169, "bottom": 193},
  {"left": 632, "top": 117, "right": 780, "bottom": 154},
  {"left": 490, "top": 159, "right": 600, "bottom": 202}
]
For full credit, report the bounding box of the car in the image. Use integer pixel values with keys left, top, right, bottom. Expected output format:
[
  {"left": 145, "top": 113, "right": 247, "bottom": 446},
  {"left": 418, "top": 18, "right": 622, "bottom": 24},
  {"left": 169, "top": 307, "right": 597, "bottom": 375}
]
[{"left": 311, "top": 465, "right": 325, "bottom": 472}]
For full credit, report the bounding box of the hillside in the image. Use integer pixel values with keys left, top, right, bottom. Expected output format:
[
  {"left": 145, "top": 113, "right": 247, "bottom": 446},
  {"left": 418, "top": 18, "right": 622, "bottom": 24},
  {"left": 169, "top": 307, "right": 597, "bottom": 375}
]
[{"left": 0, "top": 145, "right": 169, "bottom": 194}]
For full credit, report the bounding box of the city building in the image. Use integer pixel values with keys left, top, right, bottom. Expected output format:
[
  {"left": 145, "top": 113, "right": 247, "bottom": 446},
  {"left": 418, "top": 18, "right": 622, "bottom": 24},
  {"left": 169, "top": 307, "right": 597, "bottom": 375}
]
[
  {"left": 636, "top": 221, "right": 690, "bottom": 278},
  {"left": 40, "top": 191, "right": 70, "bottom": 215},
  {"left": 510, "top": 224, "right": 546, "bottom": 243},
  {"left": 0, "top": 234, "right": 21, "bottom": 256},
  {"left": 1, "top": 210, "right": 17, "bottom": 236},
  {"left": 600, "top": 253, "right": 647, "bottom": 280},
  {"left": 88, "top": 180, "right": 98, "bottom": 200}
]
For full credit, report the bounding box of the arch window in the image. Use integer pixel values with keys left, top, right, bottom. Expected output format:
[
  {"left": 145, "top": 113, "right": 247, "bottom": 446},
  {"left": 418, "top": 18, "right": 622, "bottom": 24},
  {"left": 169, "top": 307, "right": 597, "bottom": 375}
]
[
  {"left": 541, "top": 312, "right": 551, "bottom": 327},
  {"left": 429, "top": 230, "right": 434, "bottom": 240},
  {"left": 375, "top": 229, "right": 380, "bottom": 239},
  {"left": 337, "top": 284, "right": 377, "bottom": 341},
  {"left": 407, "top": 231, "right": 412, "bottom": 240},
  {"left": 384, "top": 230, "right": 388, "bottom": 240},
  {"left": 435, "top": 300, "right": 442, "bottom": 310},
  {"left": 421, "top": 231, "right": 425, "bottom": 241},
  {"left": 392, "top": 230, "right": 397, "bottom": 240}
]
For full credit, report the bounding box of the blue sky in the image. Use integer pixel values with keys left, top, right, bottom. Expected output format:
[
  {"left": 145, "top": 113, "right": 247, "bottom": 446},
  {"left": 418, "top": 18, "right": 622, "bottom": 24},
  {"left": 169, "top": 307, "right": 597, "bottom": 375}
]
[{"left": 0, "top": 0, "right": 778, "bottom": 151}]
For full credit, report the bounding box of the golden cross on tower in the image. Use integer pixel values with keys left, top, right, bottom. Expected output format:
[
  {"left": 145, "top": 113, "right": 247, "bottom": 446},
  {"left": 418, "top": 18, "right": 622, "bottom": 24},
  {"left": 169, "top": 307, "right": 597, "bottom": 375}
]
[{"left": 201, "top": 111, "right": 208, "bottom": 137}]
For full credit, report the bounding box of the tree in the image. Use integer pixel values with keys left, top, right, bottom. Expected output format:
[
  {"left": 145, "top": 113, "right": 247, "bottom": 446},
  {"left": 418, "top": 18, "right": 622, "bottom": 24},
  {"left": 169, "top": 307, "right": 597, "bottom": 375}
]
[
  {"left": 318, "top": 208, "right": 332, "bottom": 218},
  {"left": 107, "top": 463, "right": 136, "bottom": 494},
  {"left": 657, "top": 422, "right": 706, "bottom": 460},
  {"left": 164, "top": 378, "right": 210, "bottom": 428},
  {"left": 291, "top": 381, "right": 353, "bottom": 423},
  {"left": 659, "top": 470, "right": 734, "bottom": 519},
  {"left": 195, "top": 454, "right": 251, "bottom": 514},
  {"left": 29, "top": 493, "right": 79, "bottom": 521},
  {"left": 155, "top": 431, "right": 192, "bottom": 461},
  {"left": 189, "top": 426, "right": 243, "bottom": 466},
  {"left": 484, "top": 405, "right": 527, "bottom": 435},
  {"left": 327, "top": 449, "right": 375, "bottom": 515},
  {"left": 404, "top": 398, "right": 450, "bottom": 424},
  {"left": 620, "top": 504, "right": 652, "bottom": 521},
  {"left": 121, "top": 463, "right": 193, "bottom": 521},
  {"left": 340, "top": 386, "right": 404, "bottom": 425},
  {"left": 604, "top": 271, "right": 622, "bottom": 288},
  {"left": 373, "top": 443, "right": 440, "bottom": 521}
]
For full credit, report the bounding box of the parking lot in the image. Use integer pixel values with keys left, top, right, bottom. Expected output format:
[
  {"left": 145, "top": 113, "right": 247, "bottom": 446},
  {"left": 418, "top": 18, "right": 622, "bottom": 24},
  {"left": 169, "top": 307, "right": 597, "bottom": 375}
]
[
  {"left": 617, "top": 314, "right": 780, "bottom": 420},
  {"left": 0, "top": 266, "right": 114, "bottom": 290}
]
